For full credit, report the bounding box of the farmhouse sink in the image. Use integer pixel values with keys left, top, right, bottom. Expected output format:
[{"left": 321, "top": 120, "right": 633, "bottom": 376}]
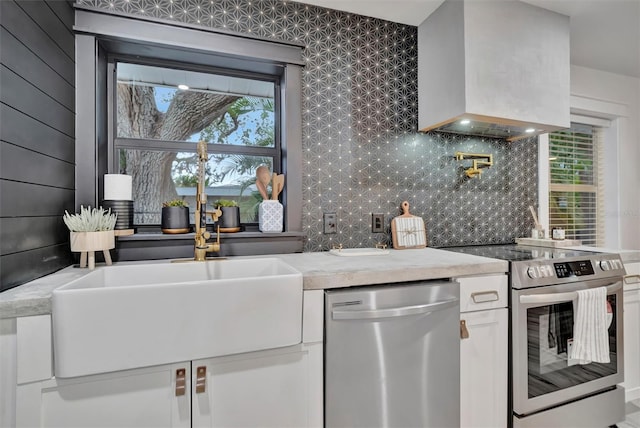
[{"left": 52, "top": 258, "right": 303, "bottom": 378}]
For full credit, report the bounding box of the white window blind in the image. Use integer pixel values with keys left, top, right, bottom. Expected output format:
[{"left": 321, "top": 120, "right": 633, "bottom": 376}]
[{"left": 549, "top": 123, "right": 603, "bottom": 245}]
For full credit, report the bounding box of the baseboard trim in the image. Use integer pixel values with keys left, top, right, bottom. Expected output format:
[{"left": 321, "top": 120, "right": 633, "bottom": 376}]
[{"left": 626, "top": 387, "right": 640, "bottom": 403}]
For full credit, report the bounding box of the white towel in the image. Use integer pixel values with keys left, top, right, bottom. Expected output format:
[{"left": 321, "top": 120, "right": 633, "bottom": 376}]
[{"left": 568, "top": 287, "right": 610, "bottom": 364}]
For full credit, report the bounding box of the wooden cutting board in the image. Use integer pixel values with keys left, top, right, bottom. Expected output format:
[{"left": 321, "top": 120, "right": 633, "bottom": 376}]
[{"left": 391, "top": 201, "right": 427, "bottom": 249}]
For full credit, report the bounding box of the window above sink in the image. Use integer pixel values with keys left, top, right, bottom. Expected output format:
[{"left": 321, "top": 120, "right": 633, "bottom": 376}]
[
  {"left": 75, "top": 8, "right": 305, "bottom": 259},
  {"left": 113, "top": 61, "right": 280, "bottom": 226}
]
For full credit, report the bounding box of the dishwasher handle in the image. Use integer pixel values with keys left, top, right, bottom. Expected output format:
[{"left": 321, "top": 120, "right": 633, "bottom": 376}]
[{"left": 332, "top": 298, "right": 458, "bottom": 320}]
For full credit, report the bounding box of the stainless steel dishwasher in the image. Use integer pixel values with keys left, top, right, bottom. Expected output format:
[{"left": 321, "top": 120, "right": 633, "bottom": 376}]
[{"left": 325, "top": 280, "right": 460, "bottom": 428}]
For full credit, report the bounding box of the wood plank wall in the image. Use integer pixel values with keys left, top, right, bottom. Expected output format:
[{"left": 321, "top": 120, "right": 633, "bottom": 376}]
[{"left": 0, "top": 0, "right": 75, "bottom": 291}]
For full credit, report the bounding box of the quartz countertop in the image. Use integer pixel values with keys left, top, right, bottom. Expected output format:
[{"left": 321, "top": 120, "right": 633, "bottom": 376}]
[
  {"left": 0, "top": 248, "right": 507, "bottom": 319},
  {"left": 275, "top": 248, "right": 507, "bottom": 290},
  {"left": 0, "top": 268, "right": 91, "bottom": 319},
  {"left": 566, "top": 246, "right": 640, "bottom": 264}
]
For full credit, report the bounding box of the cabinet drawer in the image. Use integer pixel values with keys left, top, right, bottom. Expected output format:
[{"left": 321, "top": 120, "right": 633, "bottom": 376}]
[
  {"left": 624, "top": 262, "right": 640, "bottom": 292},
  {"left": 458, "top": 275, "right": 508, "bottom": 313}
]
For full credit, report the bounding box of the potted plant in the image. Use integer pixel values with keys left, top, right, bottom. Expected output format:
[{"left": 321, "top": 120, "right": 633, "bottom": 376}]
[
  {"left": 215, "top": 199, "right": 241, "bottom": 232},
  {"left": 63, "top": 205, "right": 117, "bottom": 269},
  {"left": 161, "top": 199, "right": 190, "bottom": 234}
]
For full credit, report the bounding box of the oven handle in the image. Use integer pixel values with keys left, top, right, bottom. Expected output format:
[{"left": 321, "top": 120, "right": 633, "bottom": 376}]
[{"left": 519, "top": 282, "right": 622, "bottom": 305}]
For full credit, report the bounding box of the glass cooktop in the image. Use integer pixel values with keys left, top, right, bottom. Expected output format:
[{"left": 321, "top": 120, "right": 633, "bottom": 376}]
[{"left": 441, "top": 244, "right": 599, "bottom": 263}]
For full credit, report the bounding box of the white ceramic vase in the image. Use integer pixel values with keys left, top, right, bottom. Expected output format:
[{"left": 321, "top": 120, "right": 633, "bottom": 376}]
[{"left": 259, "top": 200, "right": 283, "bottom": 233}]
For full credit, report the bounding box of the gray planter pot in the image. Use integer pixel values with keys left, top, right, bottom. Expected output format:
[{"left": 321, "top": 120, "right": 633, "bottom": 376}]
[
  {"left": 161, "top": 206, "right": 190, "bottom": 234},
  {"left": 219, "top": 206, "right": 241, "bottom": 232}
]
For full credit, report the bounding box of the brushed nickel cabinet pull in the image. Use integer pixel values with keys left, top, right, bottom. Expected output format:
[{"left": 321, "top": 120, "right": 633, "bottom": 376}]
[
  {"left": 196, "top": 366, "right": 207, "bottom": 394},
  {"left": 175, "top": 368, "right": 186, "bottom": 396},
  {"left": 624, "top": 274, "right": 640, "bottom": 284},
  {"left": 471, "top": 290, "right": 499, "bottom": 303},
  {"left": 460, "top": 320, "right": 470, "bottom": 339}
]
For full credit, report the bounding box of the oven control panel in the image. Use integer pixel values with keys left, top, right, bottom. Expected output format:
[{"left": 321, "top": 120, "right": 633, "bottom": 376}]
[
  {"left": 526, "top": 260, "right": 599, "bottom": 279},
  {"left": 554, "top": 260, "right": 595, "bottom": 278},
  {"left": 514, "top": 254, "right": 625, "bottom": 289}
]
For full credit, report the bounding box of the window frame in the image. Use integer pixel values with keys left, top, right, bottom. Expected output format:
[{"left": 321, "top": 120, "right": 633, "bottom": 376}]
[
  {"left": 108, "top": 55, "right": 282, "bottom": 225},
  {"left": 75, "top": 6, "right": 304, "bottom": 238},
  {"left": 548, "top": 123, "right": 600, "bottom": 245},
  {"left": 539, "top": 112, "right": 616, "bottom": 247}
]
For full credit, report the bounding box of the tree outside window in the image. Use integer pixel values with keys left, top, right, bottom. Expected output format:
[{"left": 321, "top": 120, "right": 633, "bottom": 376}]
[{"left": 114, "top": 62, "right": 278, "bottom": 225}]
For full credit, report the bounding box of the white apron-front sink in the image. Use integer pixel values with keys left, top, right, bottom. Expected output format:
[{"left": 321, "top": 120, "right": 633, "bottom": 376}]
[{"left": 52, "top": 258, "right": 302, "bottom": 378}]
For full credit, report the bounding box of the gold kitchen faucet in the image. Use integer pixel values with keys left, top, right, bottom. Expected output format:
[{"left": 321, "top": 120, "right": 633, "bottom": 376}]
[
  {"left": 454, "top": 151, "right": 494, "bottom": 178},
  {"left": 194, "top": 141, "right": 223, "bottom": 261}
]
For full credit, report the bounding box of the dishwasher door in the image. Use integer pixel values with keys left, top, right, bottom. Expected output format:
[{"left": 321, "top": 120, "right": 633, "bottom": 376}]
[{"left": 325, "top": 280, "right": 460, "bottom": 428}]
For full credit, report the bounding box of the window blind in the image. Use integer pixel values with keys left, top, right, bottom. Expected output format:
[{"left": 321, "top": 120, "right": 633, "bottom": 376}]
[{"left": 549, "top": 123, "right": 603, "bottom": 246}]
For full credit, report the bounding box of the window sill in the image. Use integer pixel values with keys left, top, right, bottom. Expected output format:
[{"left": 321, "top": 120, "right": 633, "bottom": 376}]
[{"left": 114, "top": 229, "right": 306, "bottom": 261}]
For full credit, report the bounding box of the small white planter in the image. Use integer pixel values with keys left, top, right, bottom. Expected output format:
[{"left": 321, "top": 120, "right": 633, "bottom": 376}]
[{"left": 70, "top": 230, "right": 115, "bottom": 269}]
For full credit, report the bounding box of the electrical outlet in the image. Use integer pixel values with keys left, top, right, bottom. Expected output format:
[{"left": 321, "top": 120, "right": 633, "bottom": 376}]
[
  {"left": 323, "top": 212, "right": 337, "bottom": 234},
  {"left": 372, "top": 213, "right": 385, "bottom": 233}
]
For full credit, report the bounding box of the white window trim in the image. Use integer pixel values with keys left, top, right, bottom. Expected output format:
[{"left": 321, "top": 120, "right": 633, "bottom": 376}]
[{"left": 538, "top": 95, "right": 628, "bottom": 248}]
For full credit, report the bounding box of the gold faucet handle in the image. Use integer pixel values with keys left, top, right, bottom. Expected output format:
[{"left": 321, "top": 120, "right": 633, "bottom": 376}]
[
  {"left": 208, "top": 208, "right": 222, "bottom": 222},
  {"left": 465, "top": 167, "right": 482, "bottom": 178}
]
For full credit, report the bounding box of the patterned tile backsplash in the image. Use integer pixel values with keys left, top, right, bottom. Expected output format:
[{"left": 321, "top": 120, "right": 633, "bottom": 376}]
[{"left": 78, "top": 0, "right": 538, "bottom": 250}]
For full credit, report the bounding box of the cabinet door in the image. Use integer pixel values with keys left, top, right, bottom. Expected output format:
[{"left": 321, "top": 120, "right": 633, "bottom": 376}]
[
  {"left": 623, "top": 262, "right": 640, "bottom": 402},
  {"left": 623, "top": 287, "right": 640, "bottom": 402},
  {"left": 16, "top": 363, "right": 190, "bottom": 428},
  {"left": 192, "top": 344, "right": 315, "bottom": 428},
  {"left": 460, "top": 308, "right": 508, "bottom": 428}
]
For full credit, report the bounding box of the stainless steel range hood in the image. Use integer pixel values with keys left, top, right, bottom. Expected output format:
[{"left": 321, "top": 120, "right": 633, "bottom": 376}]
[{"left": 418, "top": 0, "right": 570, "bottom": 141}]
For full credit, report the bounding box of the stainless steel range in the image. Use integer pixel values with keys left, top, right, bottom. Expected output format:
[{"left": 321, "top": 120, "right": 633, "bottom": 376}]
[{"left": 444, "top": 244, "right": 626, "bottom": 428}]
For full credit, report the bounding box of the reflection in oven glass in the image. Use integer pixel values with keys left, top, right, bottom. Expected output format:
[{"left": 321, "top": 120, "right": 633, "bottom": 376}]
[{"left": 527, "top": 296, "right": 617, "bottom": 398}]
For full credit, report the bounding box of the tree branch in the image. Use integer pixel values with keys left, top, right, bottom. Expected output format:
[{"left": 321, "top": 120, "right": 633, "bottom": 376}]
[{"left": 161, "top": 92, "right": 240, "bottom": 141}]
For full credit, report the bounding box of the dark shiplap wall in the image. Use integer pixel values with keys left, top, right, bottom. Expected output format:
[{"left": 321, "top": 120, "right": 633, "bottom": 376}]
[{"left": 0, "top": 0, "right": 75, "bottom": 291}]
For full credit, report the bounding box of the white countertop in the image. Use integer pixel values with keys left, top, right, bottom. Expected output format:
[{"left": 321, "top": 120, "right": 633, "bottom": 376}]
[
  {"left": 0, "top": 268, "right": 91, "bottom": 319},
  {"left": 567, "top": 246, "right": 640, "bottom": 264},
  {"left": 4, "top": 244, "right": 637, "bottom": 319},
  {"left": 276, "top": 248, "right": 508, "bottom": 290},
  {"left": 0, "top": 248, "right": 507, "bottom": 319}
]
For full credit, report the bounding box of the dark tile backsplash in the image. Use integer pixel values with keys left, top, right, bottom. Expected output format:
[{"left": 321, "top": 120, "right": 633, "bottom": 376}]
[{"left": 78, "top": 0, "right": 538, "bottom": 250}]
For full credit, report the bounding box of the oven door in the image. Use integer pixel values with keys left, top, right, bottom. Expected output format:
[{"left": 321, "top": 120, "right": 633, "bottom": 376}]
[{"left": 512, "top": 278, "right": 623, "bottom": 416}]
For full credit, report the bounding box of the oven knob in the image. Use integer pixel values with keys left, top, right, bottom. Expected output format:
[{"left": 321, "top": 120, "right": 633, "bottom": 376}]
[
  {"left": 527, "top": 267, "right": 539, "bottom": 278},
  {"left": 599, "top": 260, "right": 611, "bottom": 271}
]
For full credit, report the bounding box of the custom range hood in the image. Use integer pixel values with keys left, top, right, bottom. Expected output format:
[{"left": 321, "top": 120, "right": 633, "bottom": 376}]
[{"left": 418, "top": 0, "right": 570, "bottom": 141}]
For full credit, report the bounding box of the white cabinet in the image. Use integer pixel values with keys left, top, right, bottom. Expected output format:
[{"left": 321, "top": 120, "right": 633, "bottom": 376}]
[
  {"left": 623, "top": 261, "right": 640, "bottom": 402},
  {"left": 16, "top": 345, "right": 322, "bottom": 428},
  {"left": 460, "top": 308, "right": 508, "bottom": 428},
  {"left": 192, "top": 343, "right": 322, "bottom": 428},
  {"left": 13, "top": 290, "right": 324, "bottom": 428},
  {"left": 458, "top": 274, "right": 508, "bottom": 428},
  {"left": 14, "top": 315, "right": 189, "bottom": 428},
  {"left": 17, "top": 363, "right": 190, "bottom": 428}
]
